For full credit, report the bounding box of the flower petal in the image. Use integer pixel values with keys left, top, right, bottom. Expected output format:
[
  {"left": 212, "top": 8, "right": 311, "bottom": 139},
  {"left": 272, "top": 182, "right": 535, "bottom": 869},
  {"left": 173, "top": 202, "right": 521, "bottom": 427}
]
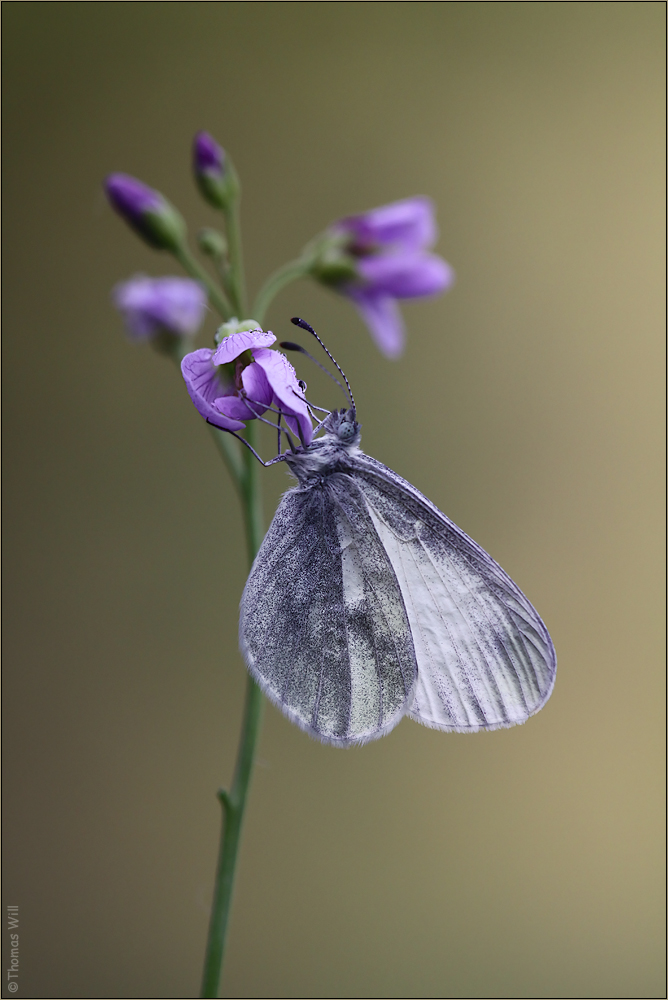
[
  {"left": 346, "top": 290, "right": 406, "bottom": 359},
  {"left": 213, "top": 329, "right": 276, "bottom": 365},
  {"left": 214, "top": 394, "right": 257, "bottom": 421},
  {"left": 241, "top": 361, "right": 273, "bottom": 409},
  {"left": 356, "top": 252, "right": 454, "bottom": 299},
  {"left": 337, "top": 197, "right": 437, "bottom": 252},
  {"left": 181, "top": 349, "right": 245, "bottom": 430},
  {"left": 252, "top": 349, "right": 313, "bottom": 445}
]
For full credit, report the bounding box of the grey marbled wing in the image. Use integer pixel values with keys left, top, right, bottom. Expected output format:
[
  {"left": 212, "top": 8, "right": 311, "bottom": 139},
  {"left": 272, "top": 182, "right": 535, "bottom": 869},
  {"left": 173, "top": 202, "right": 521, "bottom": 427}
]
[
  {"left": 350, "top": 454, "right": 557, "bottom": 732},
  {"left": 239, "top": 474, "right": 418, "bottom": 746}
]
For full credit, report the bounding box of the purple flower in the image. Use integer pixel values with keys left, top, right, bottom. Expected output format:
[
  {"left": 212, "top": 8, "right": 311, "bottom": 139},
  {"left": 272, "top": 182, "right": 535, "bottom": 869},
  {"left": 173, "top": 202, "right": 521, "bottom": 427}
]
[
  {"left": 181, "top": 329, "right": 313, "bottom": 444},
  {"left": 112, "top": 275, "right": 208, "bottom": 341},
  {"left": 314, "top": 197, "right": 454, "bottom": 358},
  {"left": 105, "top": 173, "right": 186, "bottom": 251},
  {"left": 192, "top": 131, "right": 237, "bottom": 209}
]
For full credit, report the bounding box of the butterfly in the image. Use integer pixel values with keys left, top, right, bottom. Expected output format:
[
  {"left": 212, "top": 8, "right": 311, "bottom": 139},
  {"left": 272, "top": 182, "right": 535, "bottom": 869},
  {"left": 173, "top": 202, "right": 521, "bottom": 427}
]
[{"left": 237, "top": 321, "right": 556, "bottom": 747}]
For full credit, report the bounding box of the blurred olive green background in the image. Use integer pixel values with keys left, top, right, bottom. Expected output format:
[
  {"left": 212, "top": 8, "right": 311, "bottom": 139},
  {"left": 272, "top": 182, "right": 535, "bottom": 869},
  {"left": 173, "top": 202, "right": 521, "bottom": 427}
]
[{"left": 2, "top": 3, "right": 664, "bottom": 998}]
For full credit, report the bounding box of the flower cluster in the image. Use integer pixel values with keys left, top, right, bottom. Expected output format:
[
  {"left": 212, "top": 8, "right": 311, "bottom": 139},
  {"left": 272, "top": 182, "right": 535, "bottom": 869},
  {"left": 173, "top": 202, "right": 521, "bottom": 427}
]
[
  {"left": 105, "top": 133, "right": 454, "bottom": 449},
  {"left": 181, "top": 328, "right": 313, "bottom": 444}
]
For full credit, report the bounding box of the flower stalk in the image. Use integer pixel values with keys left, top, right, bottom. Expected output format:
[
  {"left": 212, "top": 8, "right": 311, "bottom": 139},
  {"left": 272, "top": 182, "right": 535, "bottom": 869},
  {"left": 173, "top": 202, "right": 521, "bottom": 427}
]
[
  {"left": 252, "top": 256, "right": 312, "bottom": 325},
  {"left": 201, "top": 674, "right": 264, "bottom": 999},
  {"left": 172, "top": 242, "right": 232, "bottom": 321},
  {"left": 199, "top": 422, "right": 264, "bottom": 997},
  {"left": 220, "top": 198, "right": 246, "bottom": 319}
]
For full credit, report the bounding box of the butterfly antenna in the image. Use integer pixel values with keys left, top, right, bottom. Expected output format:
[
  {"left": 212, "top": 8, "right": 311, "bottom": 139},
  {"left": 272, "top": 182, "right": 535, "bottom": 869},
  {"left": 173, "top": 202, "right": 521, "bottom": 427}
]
[
  {"left": 290, "top": 317, "right": 355, "bottom": 414},
  {"left": 279, "top": 341, "right": 347, "bottom": 399}
]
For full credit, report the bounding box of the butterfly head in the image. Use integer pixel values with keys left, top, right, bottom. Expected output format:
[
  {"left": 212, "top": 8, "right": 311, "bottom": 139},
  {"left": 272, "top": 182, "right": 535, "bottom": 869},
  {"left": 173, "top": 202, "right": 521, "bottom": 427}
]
[{"left": 321, "top": 407, "right": 360, "bottom": 445}]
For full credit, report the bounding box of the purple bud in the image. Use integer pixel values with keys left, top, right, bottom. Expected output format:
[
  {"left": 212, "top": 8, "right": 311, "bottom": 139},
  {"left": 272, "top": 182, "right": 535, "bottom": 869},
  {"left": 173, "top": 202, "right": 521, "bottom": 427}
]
[
  {"left": 106, "top": 174, "right": 163, "bottom": 221},
  {"left": 105, "top": 173, "right": 186, "bottom": 251},
  {"left": 193, "top": 131, "right": 226, "bottom": 178},
  {"left": 192, "top": 131, "right": 238, "bottom": 209}
]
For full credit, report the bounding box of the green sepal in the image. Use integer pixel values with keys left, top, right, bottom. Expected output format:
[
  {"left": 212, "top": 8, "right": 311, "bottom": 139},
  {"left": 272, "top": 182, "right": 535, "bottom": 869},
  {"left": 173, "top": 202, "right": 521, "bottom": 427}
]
[
  {"left": 140, "top": 203, "right": 187, "bottom": 252},
  {"left": 303, "top": 230, "right": 358, "bottom": 286},
  {"left": 196, "top": 158, "right": 240, "bottom": 211}
]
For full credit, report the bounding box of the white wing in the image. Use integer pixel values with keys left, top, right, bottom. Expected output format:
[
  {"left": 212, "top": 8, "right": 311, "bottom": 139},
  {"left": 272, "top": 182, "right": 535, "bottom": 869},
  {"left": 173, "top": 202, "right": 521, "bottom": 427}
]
[
  {"left": 351, "top": 455, "right": 557, "bottom": 732},
  {"left": 240, "top": 474, "right": 418, "bottom": 746}
]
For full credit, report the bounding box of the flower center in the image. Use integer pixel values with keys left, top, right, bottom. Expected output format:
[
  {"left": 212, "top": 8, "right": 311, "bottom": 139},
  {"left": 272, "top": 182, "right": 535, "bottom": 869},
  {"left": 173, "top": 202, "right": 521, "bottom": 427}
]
[
  {"left": 347, "top": 238, "right": 379, "bottom": 258},
  {"left": 215, "top": 349, "right": 254, "bottom": 392}
]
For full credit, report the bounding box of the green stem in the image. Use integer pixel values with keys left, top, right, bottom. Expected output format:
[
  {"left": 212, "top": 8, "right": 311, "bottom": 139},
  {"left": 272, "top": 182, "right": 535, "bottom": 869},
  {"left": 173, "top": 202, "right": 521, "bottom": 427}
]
[
  {"left": 173, "top": 243, "right": 232, "bottom": 321},
  {"left": 222, "top": 200, "right": 246, "bottom": 318},
  {"left": 239, "top": 421, "right": 264, "bottom": 559},
  {"left": 207, "top": 425, "right": 244, "bottom": 489},
  {"left": 200, "top": 683, "right": 263, "bottom": 999},
  {"left": 200, "top": 420, "right": 264, "bottom": 999},
  {"left": 252, "top": 257, "right": 311, "bottom": 325}
]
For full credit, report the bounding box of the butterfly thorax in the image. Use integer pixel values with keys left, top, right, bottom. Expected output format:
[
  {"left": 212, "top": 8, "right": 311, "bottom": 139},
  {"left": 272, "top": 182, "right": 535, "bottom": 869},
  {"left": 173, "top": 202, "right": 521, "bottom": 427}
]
[{"left": 285, "top": 408, "right": 362, "bottom": 486}]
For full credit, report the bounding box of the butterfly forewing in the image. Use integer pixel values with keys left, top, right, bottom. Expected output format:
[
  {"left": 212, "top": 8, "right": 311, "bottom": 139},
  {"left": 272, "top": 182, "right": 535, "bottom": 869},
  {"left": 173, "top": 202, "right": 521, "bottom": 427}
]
[
  {"left": 351, "top": 455, "right": 557, "bottom": 732},
  {"left": 239, "top": 475, "right": 418, "bottom": 745}
]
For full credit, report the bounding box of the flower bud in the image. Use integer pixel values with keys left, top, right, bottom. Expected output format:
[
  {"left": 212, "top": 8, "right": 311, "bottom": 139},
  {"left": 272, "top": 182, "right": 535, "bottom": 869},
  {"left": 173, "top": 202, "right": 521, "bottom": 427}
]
[
  {"left": 214, "top": 317, "right": 263, "bottom": 345},
  {"left": 105, "top": 174, "right": 186, "bottom": 251},
  {"left": 193, "top": 131, "right": 239, "bottom": 210},
  {"left": 197, "top": 227, "right": 228, "bottom": 259}
]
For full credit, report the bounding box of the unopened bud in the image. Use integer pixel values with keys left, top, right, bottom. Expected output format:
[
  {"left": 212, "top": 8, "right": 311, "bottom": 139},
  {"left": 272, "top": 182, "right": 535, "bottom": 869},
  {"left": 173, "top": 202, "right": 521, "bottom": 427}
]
[
  {"left": 105, "top": 173, "right": 186, "bottom": 251},
  {"left": 197, "top": 227, "right": 228, "bottom": 258},
  {"left": 193, "top": 131, "right": 239, "bottom": 210}
]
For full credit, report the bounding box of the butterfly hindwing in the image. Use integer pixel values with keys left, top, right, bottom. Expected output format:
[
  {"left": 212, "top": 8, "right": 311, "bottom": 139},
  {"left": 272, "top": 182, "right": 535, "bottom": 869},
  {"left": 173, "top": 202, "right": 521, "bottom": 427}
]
[
  {"left": 239, "top": 474, "right": 418, "bottom": 745},
  {"left": 351, "top": 455, "right": 557, "bottom": 732}
]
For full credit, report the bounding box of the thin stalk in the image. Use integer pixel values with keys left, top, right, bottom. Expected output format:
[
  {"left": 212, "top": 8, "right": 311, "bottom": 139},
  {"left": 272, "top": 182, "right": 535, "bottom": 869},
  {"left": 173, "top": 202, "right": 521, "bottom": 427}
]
[
  {"left": 173, "top": 243, "right": 232, "bottom": 321},
  {"left": 222, "top": 200, "right": 246, "bottom": 319},
  {"left": 252, "top": 257, "right": 311, "bottom": 325},
  {"left": 207, "top": 425, "right": 244, "bottom": 489},
  {"left": 200, "top": 688, "right": 263, "bottom": 998},
  {"left": 200, "top": 421, "right": 264, "bottom": 1000}
]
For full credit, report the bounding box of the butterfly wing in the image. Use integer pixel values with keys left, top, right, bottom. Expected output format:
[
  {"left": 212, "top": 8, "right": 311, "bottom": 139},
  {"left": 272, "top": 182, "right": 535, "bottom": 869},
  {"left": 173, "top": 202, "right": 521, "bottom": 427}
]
[
  {"left": 239, "top": 473, "right": 418, "bottom": 746},
  {"left": 350, "top": 454, "right": 557, "bottom": 732}
]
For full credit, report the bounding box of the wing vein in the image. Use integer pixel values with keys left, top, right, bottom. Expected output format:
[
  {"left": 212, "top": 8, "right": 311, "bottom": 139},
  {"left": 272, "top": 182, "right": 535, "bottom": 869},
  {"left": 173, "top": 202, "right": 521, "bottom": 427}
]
[{"left": 417, "top": 534, "right": 526, "bottom": 720}]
